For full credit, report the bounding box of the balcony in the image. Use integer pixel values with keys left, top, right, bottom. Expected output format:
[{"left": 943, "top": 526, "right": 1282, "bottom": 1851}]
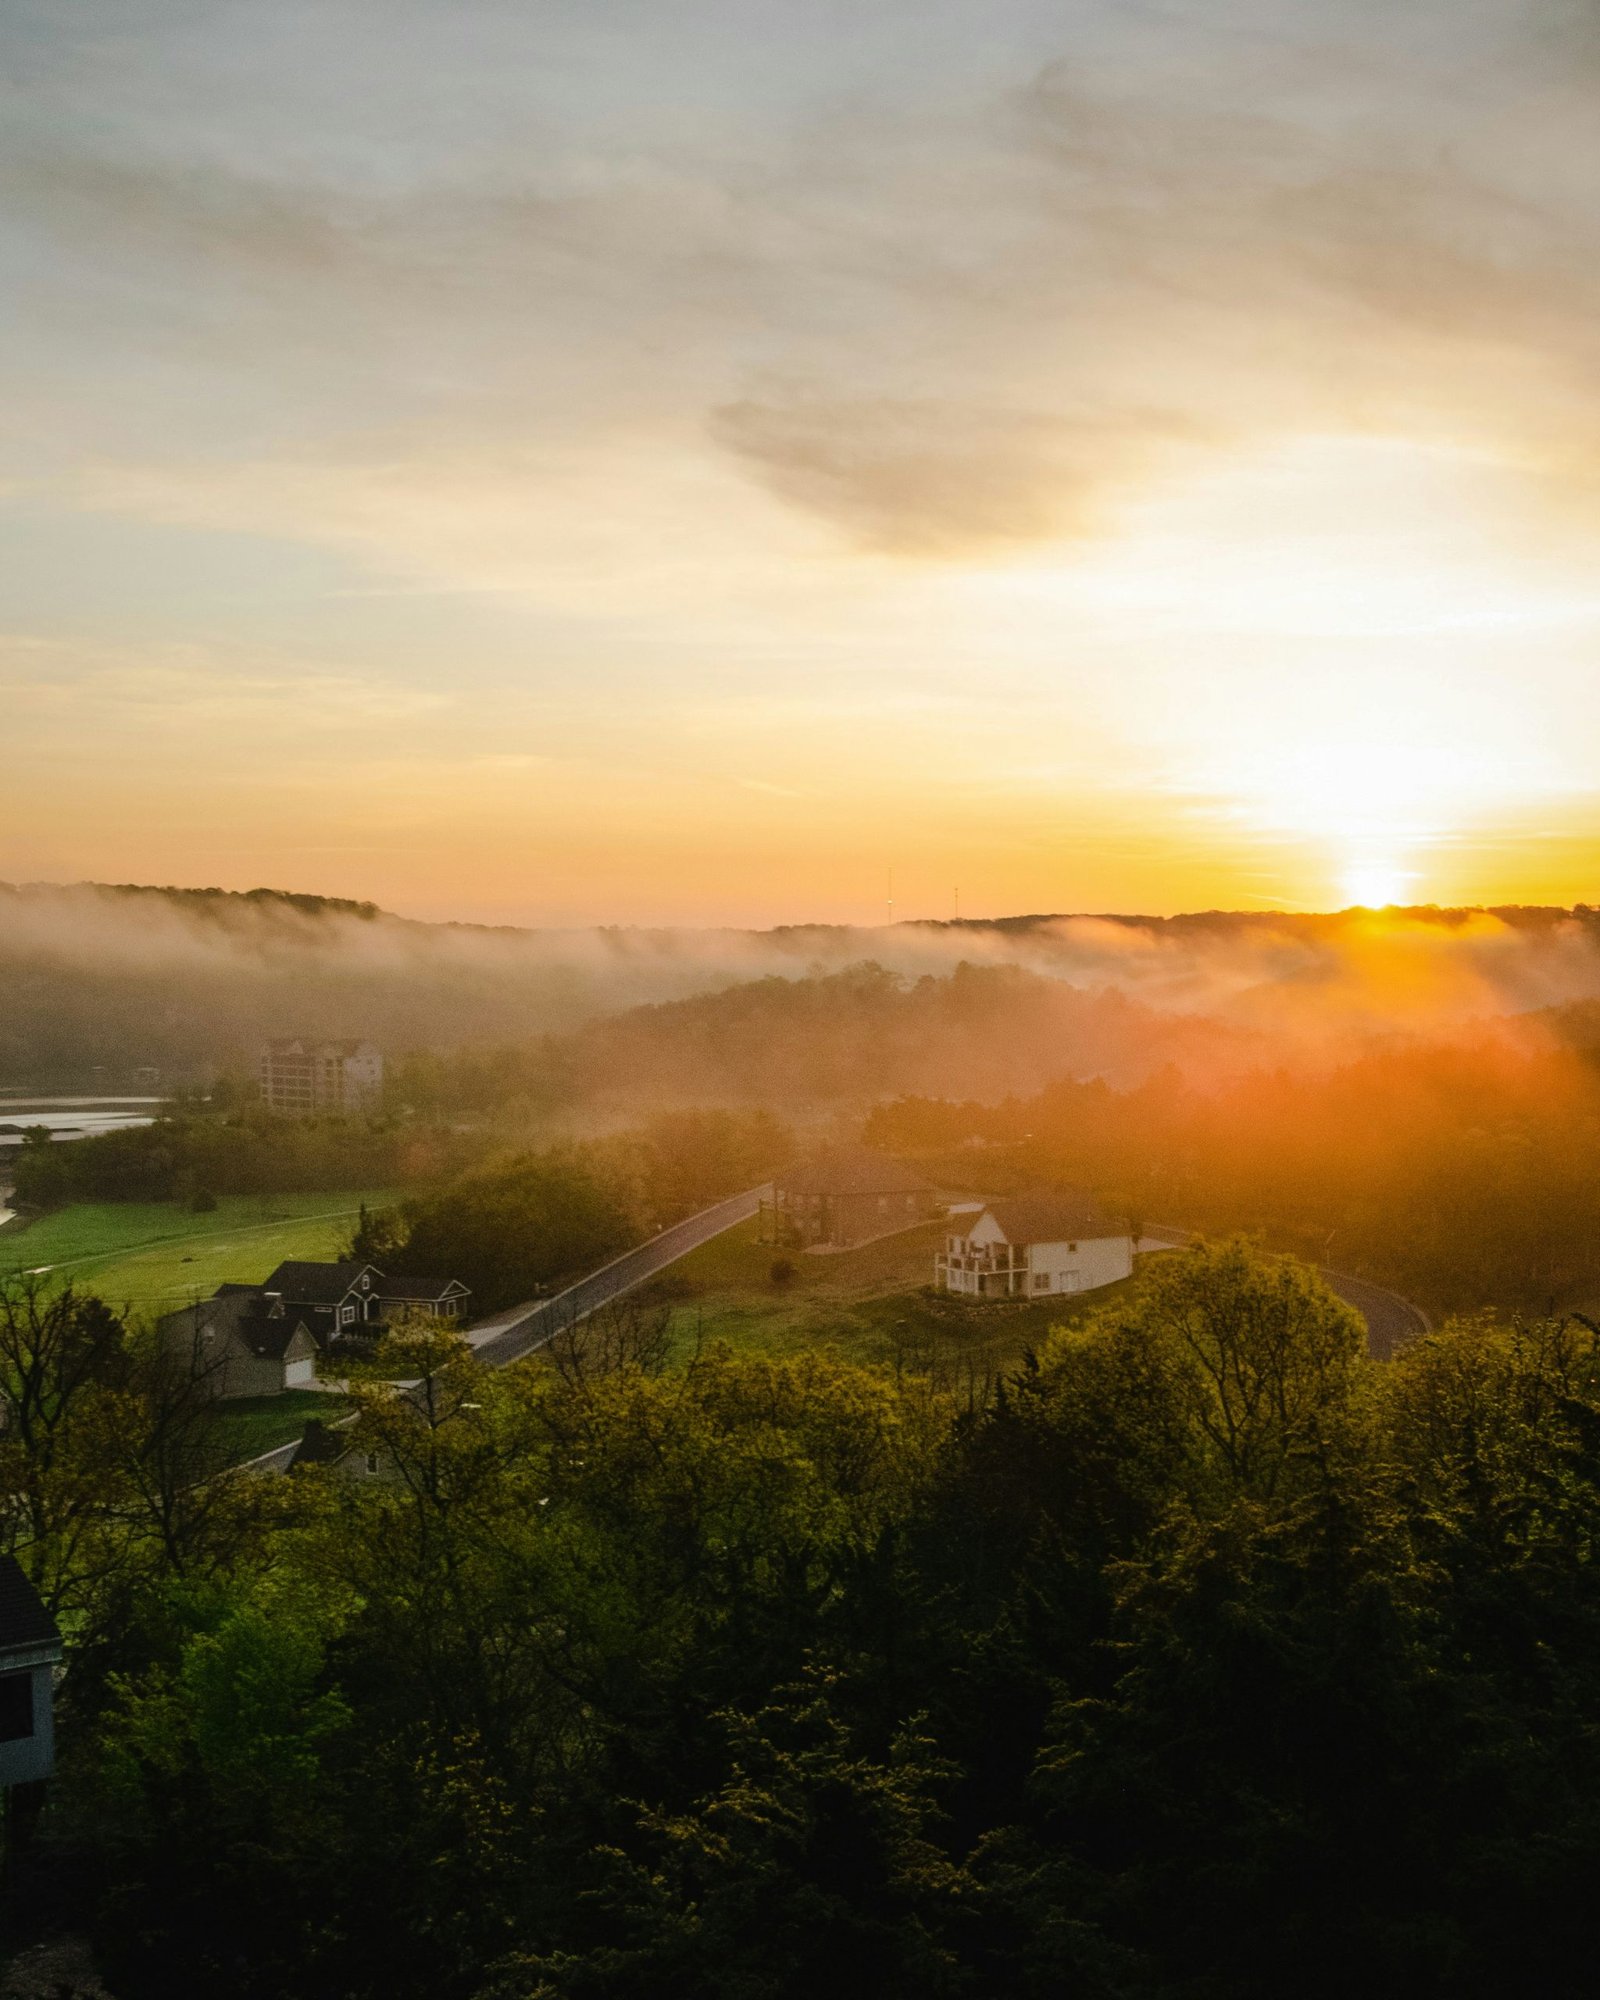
[{"left": 936, "top": 1248, "right": 1030, "bottom": 1297}]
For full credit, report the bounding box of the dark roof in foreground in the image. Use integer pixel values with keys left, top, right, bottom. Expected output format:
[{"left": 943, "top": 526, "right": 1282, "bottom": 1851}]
[
  {"left": 0, "top": 1556, "right": 62, "bottom": 1654},
  {"left": 261, "top": 1260, "right": 376, "bottom": 1303},
  {"left": 957, "top": 1191, "right": 1129, "bottom": 1245},
  {"left": 775, "top": 1147, "right": 936, "bottom": 1197},
  {"left": 290, "top": 1418, "right": 353, "bottom": 1468},
  {"left": 162, "top": 1292, "right": 313, "bottom": 1360}
]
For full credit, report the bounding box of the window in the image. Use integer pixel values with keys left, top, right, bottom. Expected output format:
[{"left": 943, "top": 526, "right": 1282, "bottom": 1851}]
[
  {"left": 1033, "top": 1272, "right": 1051, "bottom": 1292},
  {"left": 1068, "top": 1242, "right": 1078, "bottom": 1253},
  {"left": 0, "top": 1672, "right": 34, "bottom": 1743},
  {"left": 365, "top": 1452, "right": 380, "bottom": 1475},
  {"left": 340, "top": 1304, "right": 356, "bottom": 1325}
]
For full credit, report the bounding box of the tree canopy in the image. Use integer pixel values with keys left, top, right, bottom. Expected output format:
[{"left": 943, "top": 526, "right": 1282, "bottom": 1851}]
[{"left": 9, "top": 1243, "right": 1600, "bottom": 1998}]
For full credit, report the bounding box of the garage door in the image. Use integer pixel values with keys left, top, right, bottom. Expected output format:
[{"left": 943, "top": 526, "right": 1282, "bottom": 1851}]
[{"left": 285, "top": 1357, "right": 315, "bottom": 1387}]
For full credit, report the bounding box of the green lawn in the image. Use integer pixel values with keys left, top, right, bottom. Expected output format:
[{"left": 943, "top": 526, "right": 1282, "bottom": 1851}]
[
  {"left": 0, "top": 1192, "right": 401, "bottom": 1317},
  {"left": 213, "top": 1390, "right": 355, "bottom": 1465},
  {"left": 653, "top": 1217, "right": 1143, "bottom": 1378}
]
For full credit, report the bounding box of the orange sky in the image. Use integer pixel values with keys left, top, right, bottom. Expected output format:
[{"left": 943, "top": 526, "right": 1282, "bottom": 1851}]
[{"left": 4, "top": 2, "right": 1600, "bottom": 926}]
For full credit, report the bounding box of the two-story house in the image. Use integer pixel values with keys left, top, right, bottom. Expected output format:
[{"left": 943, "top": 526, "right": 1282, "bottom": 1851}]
[
  {"left": 160, "top": 1289, "right": 322, "bottom": 1398},
  {"left": 158, "top": 1259, "right": 473, "bottom": 1399},
  {"left": 936, "top": 1191, "right": 1132, "bottom": 1300},
  {"left": 768, "top": 1146, "right": 941, "bottom": 1249}
]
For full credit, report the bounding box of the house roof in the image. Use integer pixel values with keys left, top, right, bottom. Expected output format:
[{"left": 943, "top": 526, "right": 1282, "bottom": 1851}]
[
  {"left": 380, "top": 1276, "right": 469, "bottom": 1302},
  {"left": 238, "top": 1307, "right": 315, "bottom": 1361},
  {"left": 956, "top": 1191, "right": 1129, "bottom": 1246},
  {"left": 0, "top": 1556, "right": 61, "bottom": 1655},
  {"left": 775, "top": 1146, "right": 935, "bottom": 1198},
  {"left": 261, "top": 1260, "right": 379, "bottom": 1305},
  {"left": 185, "top": 1292, "right": 314, "bottom": 1360},
  {"left": 289, "top": 1418, "right": 352, "bottom": 1468}
]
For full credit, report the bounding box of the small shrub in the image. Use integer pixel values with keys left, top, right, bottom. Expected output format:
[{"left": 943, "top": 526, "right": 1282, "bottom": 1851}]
[
  {"left": 770, "top": 1257, "right": 798, "bottom": 1289},
  {"left": 188, "top": 1187, "right": 218, "bottom": 1213}
]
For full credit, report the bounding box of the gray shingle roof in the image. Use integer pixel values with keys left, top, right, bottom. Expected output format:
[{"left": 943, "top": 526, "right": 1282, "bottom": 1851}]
[
  {"left": 290, "top": 1418, "right": 352, "bottom": 1468},
  {"left": 776, "top": 1147, "right": 935, "bottom": 1198},
  {"left": 956, "top": 1191, "right": 1129, "bottom": 1246},
  {"left": 0, "top": 1557, "right": 61, "bottom": 1654},
  {"left": 380, "top": 1276, "right": 468, "bottom": 1302},
  {"left": 261, "top": 1260, "right": 377, "bottom": 1305},
  {"left": 165, "top": 1292, "right": 314, "bottom": 1360}
]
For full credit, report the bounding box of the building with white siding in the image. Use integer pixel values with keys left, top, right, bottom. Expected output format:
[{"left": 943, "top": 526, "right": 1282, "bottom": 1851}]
[
  {"left": 935, "top": 1191, "right": 1132, "bottom": 1300},
  {"left": 0, "top": 1557, "right": 63, "bottom": 1789}
]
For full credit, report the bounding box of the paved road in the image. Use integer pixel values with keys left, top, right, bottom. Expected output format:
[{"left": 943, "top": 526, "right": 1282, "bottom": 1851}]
[
  {"left": 469, "top": 1185, "right": 767, "bottom": 1368},
  {"left": 1139, "top": 1226, "right": 1428, "bottom": 1360},
  {"left": 243, "top": 1186, "right": 769, "bottom": 1471}
]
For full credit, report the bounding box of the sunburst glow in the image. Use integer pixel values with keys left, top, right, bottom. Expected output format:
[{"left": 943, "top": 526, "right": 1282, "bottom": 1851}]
[{"left": 1341, "top": 859, "right": 1416, "bottom": 910}]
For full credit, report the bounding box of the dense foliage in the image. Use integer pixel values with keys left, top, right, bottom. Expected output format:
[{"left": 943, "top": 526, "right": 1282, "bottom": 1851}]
[
  {"left": 9, "top": 1244, "right": 1600, "bottom": 1997},
  {"left": 369, "top": 1110, "right": 790, "bottom": 1310},
  {"left": 8, "top": 1111, "right": 465, "bottom": 1208}
]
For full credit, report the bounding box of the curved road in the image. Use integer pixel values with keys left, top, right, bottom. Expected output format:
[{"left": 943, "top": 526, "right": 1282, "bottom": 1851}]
[{"left": 1139, "top": 1225, "right": 1428, "bottom": 1360}]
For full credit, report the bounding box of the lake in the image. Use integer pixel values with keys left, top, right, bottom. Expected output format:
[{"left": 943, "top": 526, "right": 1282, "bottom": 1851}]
[
  {"left": 0, "top": 1097, "right": 164, "bottom": 1223},
  {"left": 0, "top": 1096, "right": 165, "bottom": 1147}
]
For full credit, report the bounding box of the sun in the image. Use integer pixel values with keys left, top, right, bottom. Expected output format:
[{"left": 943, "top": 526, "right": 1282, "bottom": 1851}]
[{"left": 1341, "top": 860, "right": 1414, "bottom": 910}]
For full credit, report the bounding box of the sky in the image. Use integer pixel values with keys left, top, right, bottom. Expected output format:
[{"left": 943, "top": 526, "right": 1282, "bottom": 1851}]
[{"left": 5, "top": 0, "right": 1600, "bottom": 927}]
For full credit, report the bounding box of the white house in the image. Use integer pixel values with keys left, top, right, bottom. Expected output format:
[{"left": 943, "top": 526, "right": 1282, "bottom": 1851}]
[
  {"left": 0, "top": 1556, "right": 64, "bottom": 1789},
  {"left": 935, "top": 1191, "right": 1133, "bottom": 1300}
]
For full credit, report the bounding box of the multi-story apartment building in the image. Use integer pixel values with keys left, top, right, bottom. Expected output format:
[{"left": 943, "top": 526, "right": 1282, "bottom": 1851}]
[{"left": 258, "top": 1038, "right": 383, "bottom": 1116}]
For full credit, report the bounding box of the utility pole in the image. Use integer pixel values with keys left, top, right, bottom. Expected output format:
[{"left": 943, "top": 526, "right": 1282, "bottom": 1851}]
[
  {"left": 954, "top": 885, "right": 960, "bottom": 922},
  {"left": 886, "top": 869, "right": 894, "bottom": 928}
]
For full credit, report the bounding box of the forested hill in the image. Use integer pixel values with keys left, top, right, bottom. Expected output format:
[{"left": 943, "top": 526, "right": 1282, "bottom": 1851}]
[
  {"left": 391, "top": 961, "right": 1256, "bottom": 1114},
  {"left": 8, "top": 877, "right": 1600, "bottom": 1088}
]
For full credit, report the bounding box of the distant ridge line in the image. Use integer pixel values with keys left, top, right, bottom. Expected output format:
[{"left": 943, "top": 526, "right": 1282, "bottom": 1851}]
[{"left": 2, "top": 878, "right": 1594, "bottom": 939}]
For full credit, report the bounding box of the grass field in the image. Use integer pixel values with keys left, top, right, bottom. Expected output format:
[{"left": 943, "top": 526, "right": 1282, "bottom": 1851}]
[
  {"left": 654, "top": 1216, "right": 1141, "bottom": 1377},
  {"left": 0, "top": 1192, "right": 401, "bottom": 1317},
  {"left": 213, "top": 1390, "right": 356, "bottom": 1465}
]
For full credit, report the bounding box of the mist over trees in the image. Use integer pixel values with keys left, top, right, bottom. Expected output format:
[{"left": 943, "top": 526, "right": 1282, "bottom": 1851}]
[
  {"left": 12, "top": 878, "right": 1600, "bottom": 1090},
  {"left": 24, "top": 938, "right": 1600, "bottom": 1326},
  {"left": 386, "top": 960, "right": 1248, "bottom": 1117},
  {"left": 868, "top": 1028, "right": 1600, "bottom": 1316}
]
